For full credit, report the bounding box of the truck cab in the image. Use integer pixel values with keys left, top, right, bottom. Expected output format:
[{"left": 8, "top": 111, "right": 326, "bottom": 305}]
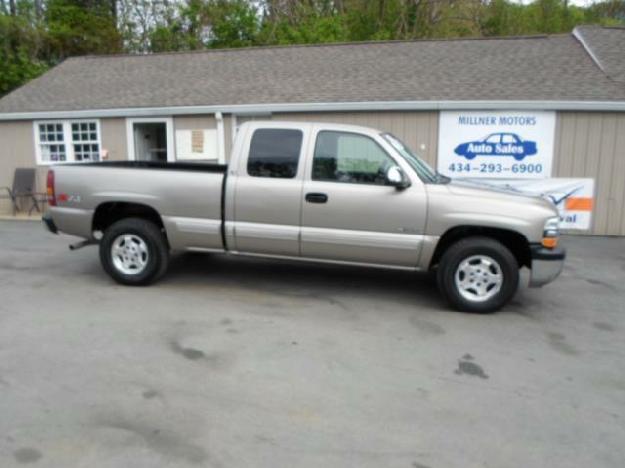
[{"left": 224, "top": 121, "right": 429, "bottom": 268}]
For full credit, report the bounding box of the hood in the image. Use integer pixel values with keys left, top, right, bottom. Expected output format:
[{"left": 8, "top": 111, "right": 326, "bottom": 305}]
[
  {"left": 436, "top": 177, "right": 558, "bottom": 220},
  {"left": 425, "top": 178, "right": 560, "bottom": 242},
  {"left": 446, "top": 179, "right": 554, "bottom": 208}
]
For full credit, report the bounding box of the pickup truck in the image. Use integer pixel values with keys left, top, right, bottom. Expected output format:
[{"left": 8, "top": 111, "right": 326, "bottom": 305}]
[{"left": 43, "top": 121, "right": 565, "bottom": 313}]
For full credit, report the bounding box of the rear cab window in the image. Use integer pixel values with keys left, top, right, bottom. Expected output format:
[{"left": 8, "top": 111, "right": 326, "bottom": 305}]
[{"left": 247, "top": 128, "right": 303, "bottom": 178}]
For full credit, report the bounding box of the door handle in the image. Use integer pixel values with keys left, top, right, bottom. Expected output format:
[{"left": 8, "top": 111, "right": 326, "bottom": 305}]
[{"left": 305, "top": 192, "right": 328, "bottom": 204}]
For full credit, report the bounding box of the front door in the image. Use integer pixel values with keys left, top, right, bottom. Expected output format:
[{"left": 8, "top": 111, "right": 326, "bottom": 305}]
[
  {"left": 127, "top": 118, "right": 174, "bottom": 162},
  {"left": 228, "top": 124, "right": 308, "bottom": 256},
  {"left": 133, "top": 122, "right": 167, "bottom": 161},
  {"left": 301, "top": 129, "right": 427, "bottom": 268}
]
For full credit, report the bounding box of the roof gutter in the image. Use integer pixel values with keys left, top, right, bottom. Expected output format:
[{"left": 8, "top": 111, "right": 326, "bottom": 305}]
[{"left": 1, "top": 100, "right": 625, "bottom": 120}]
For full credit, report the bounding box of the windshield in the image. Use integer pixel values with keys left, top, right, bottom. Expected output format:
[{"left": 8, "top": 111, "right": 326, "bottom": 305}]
[{"left": 381, "top": 133, "right": 441, "bottom": 183}]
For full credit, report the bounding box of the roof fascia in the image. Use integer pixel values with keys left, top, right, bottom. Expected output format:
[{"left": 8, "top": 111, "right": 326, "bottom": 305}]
[{"left": 1, "top": 100, "right": 625, "bottom": 120}]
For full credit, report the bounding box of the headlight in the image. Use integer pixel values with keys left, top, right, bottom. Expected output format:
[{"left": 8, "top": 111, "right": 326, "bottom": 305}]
[{"left": 542, "top": 217, "right": 560, "bottom": 248}]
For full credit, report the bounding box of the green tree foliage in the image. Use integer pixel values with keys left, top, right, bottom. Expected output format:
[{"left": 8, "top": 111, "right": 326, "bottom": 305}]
[
  {"left": 0, "top": 1, "right": 47, "bottom": 96},
  {"left": 0, "top": 10, "right": 48, "bottom": 95},
  {"left": 0, "top": 0, "right": 120, "bottom": 96},
  {"left": 1, "top": 0, "right": 624, "bottom": 97},
  {"left": 46, "top": 0, "right": 122, "bottom": 59}
]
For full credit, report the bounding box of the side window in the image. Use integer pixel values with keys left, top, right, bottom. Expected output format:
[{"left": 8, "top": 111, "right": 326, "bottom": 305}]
[
  {"left": 485, "top": 134, "right": 501, "bottom": 144},
  {"left": 312, "top": 131, "right": 395, "bottom": 185},
  {"left": 247, "top": 129, "right": 303, "bottom": 178}
]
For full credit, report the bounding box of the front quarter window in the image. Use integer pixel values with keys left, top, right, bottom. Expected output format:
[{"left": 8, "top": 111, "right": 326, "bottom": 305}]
[{"left": 382, "top": 133, "right": 439, "bottom": 183}]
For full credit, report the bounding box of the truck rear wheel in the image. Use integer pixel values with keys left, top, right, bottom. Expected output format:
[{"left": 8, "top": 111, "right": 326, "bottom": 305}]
[
  {"left": 436, "top": 236, "right": 519, "bottom": 313},
  {"left": 99, "top": 218, "right": 169, "bottom": 286}
]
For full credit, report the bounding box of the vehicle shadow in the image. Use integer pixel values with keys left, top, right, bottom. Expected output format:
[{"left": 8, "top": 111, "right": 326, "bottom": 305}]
[{"left": 162, "top": 252, "right": 445, "bottom": 311}]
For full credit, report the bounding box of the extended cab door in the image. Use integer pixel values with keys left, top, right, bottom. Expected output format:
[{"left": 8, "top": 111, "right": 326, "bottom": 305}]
[
  {"left": 300, "top": 126, "right": 427, "bottom": 268},
  {"left": 225, "top": 122, "right": 310, "bottom": 256}
]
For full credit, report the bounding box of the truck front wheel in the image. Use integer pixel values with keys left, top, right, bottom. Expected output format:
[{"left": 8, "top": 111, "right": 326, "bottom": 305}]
[
  {"left": 99, "top": 218, "right": 169, "bottom": 286},
  {"left": 436, "top": 237, "right": 519, "bottom": 313}
]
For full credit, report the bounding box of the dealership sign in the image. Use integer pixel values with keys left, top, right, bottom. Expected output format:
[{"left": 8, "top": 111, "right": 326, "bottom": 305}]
[
  {"left": 479, "top": 179, "right": 595, "bottom": 230},
  {"left": 438, "top": 111, "right": 556, "bottom": 179}
]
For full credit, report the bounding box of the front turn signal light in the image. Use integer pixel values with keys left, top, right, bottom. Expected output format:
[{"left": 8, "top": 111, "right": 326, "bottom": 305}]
[{"left": 542, "top": 237, "right": 558, "bottom": 249}]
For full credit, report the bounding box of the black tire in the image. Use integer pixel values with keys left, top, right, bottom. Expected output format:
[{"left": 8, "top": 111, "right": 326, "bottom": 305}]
[
  {"left": 99, "top": 218, "right": 169, "bottom": 286},
  {"left": 436, "top": 236, "right": 519, "bottom": 313}
]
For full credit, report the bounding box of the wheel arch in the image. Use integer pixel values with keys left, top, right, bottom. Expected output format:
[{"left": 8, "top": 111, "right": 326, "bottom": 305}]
[
  {"left": 429, "top": 225, "right": 531, "bottom": 270},
  {"left": 92, "top": 202, "right": 167, "bottom": 242}
]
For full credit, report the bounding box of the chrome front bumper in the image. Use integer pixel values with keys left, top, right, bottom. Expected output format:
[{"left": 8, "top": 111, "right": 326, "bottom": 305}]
[{"left": 529, "top": 245, "right": 566, "bottom": 287}]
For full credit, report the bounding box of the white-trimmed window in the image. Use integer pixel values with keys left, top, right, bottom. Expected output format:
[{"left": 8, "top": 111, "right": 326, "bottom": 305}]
[{"left": 34, "top": 120, "right": 101, "bottom": 164}]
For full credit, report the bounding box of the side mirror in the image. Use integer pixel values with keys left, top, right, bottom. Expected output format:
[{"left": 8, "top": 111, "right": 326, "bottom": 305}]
[{"left": 385, "top": 166, "right": 411, "bottom": 190}]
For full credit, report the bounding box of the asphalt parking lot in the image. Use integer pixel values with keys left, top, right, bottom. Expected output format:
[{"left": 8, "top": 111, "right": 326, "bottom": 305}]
[{"left": 0, "top": 220, "right": 624, "bottom": 468}]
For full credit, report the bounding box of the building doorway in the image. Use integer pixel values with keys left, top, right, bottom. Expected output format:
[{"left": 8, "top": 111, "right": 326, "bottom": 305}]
[{"left": 126, "top": 117, "right": 174, "bottom": 162}]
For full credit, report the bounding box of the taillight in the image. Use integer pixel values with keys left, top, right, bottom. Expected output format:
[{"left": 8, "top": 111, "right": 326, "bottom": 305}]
[{"left": 47, "top": 170, "right": 56, "bottom": 206}]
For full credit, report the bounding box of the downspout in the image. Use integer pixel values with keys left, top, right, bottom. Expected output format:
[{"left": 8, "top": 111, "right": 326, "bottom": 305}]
[
  {"left": 231, "top": 114, "right": 237, "bottom": 149},
  {"left": 216, "top": 112, "right": 226, "bottom": 164}
]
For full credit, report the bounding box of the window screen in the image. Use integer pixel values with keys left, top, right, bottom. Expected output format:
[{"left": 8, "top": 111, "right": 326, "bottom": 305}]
[
  {"left": 312, "top": 131, "right": 394, "bottom": 185},
  {"left": 247, "top": 129, "right": 303, "bottom": 178}
]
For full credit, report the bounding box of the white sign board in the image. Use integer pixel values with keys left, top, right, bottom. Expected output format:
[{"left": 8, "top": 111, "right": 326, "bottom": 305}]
[
  {"left": 477, "top": 178, "right": 595, "bottom": 230},
  {"left": 438, "top": 111, "right": 556, "bottom": 179},
  {"left": 175, "top": 129, "right": 218, "bottom": 161}
]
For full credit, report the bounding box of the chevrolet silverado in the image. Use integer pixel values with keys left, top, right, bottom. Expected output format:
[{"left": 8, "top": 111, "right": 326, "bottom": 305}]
[{"left": 43, "top": 121, "right": 565, "bottom": 313}]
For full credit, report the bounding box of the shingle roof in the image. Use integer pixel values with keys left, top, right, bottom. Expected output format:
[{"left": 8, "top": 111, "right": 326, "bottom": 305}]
[
  {"left": 574, "top": 26, "right": 625, "bottom": 83},
  {"left": 0, "top": 28, "right": 624, "bottom": 115}
]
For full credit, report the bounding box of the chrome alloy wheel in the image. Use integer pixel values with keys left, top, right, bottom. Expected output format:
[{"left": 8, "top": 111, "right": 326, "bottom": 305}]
[
  {"left": 454, "top": 255, "right": 503, "bottom": 303},
  {"left": 111, "top": 234, "right": 149, "bottom": 275}
]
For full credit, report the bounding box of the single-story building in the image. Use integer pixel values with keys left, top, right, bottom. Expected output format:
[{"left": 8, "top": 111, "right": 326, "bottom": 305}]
[{"left": 0, "top": 25, "right": 623, "bottom": 235}]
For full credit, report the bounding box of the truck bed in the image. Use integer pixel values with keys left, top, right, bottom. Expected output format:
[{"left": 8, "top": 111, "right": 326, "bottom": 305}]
[{"left": 49, "top": 161, "right": 227, "bottom": 251}]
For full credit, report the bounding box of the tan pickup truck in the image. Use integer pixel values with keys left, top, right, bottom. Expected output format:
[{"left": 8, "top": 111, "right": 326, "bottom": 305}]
[{"left": 43, "top": 121, "right": 565, "bottom": 313}]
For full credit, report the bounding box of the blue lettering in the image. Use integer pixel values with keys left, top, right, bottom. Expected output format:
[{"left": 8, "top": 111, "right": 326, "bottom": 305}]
[
  {"left": 497, "top": 116, "right": 537, "bottom": 126},
  {"left": 458, "top": 116, "right": 497, "bottom": 125}
]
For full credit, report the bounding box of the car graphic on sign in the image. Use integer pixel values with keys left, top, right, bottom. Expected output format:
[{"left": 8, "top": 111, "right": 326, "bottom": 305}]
[{"left": 454, "top": 133, "right": 538, "bottom": 161}]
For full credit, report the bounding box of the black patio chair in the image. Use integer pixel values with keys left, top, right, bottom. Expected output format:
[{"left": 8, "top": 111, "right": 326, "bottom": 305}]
[{"left": 0, "top": 168, "right": 42, "bottom": 216}]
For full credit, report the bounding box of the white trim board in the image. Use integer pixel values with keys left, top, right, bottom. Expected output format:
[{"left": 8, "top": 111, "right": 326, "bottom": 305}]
[{"left": 3, "top": 100, "right": 625, "bottom": 121}]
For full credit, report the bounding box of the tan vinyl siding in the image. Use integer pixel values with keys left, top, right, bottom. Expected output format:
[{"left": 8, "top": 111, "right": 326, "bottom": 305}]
[
  {"left": 173, "top": 115, "right": 216, "bottom": 131},
  {"left": 174, "top": 114, "right": 220, "bottom": 161},
  {"left": 100, "top": 118, "right": 127, "bottom": 161},
  {"left": 0, "top": 118, "right": 125, "bottom": 215},
  {"left": 272, "top": 111, "right": 439, "bottom": 167},
  {"left": 0, "top": 121, "right": 41, "bottom": 214},
  {"left": 554, "top": 112, "right": 625, "bottom": 236}
]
